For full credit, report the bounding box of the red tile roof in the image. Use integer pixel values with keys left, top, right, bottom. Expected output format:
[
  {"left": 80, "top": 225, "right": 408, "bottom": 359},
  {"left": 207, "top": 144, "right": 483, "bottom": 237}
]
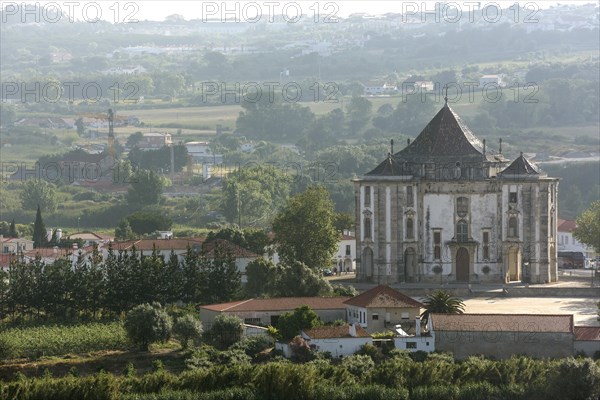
[
  {"left": 303, "top": 324, "right": 371, "bottom": 339},
  {"left": 201, "top": 296, "right": 351, "bottom": 312},
  {"left": 574, "top": 326, "right": 600, "bottom": 341},
  {"left": 431, "top": 314, "right": 574, "bottom": 333},
  {"left": 109, "top": 238, "right": 204, "bottom": 252},
  {"left": 202, "top": 239, "right": 259, "bottom": 258},
  {"left": 344, "top": 285, "right": 423, "bottom": 308},
  {"left": 557, "top": 219, "right": 577, "bottom": 233}
]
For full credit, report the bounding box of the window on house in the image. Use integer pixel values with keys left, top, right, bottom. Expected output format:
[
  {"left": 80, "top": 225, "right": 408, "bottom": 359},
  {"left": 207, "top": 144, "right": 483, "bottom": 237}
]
[
  {"left": 364, "top": 186, "right": 371, "bottom": 207},
  {"left": 372, "top": 314, "right": 379, "bottom": 320},
  {"left": 345, "top": 245, "right": 351, "bottom": 256},
  {"left": 406, "top": 342, "right": 417, "bottom": 349},
  {"left": 433, "top": 231, "right": 441, "bottom": 260},
  {"left": 406, "top": 218, "right": 414, "bottom": 239},
  {"left": 483, "top": 231, "right": 490, "bottom": 260},
  {"left": 364, "top": 218, "right": 372, "bottom": 239},
  {"left": 509, "top": 191, "right": 518, "bottom": 204},
  {"left": 508, "top": 217, "right": 518, "bottom": 238},
  {"left": 457, "top": 197, "right": 469, "bottom": 217},
  {"left": 457, "top": 220, "right": 468, "bottom": 242},
  {"left": 244, "top": 318, "right": 262, "bottom": 325},
  {"left": 406, "top": 186, "right": 414, "bottom": 207},
  {"left": 401, "top": 312, "right": 409, "bottom": 319}
]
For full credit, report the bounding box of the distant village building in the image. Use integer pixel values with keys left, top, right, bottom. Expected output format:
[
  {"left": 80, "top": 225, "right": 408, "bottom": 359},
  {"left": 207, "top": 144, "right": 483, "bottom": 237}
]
[
  {"left": 185, "top": 141, "right": 223, "bottom": 164},
  {"left": 479, "top": 74, "right": 504, "bottom": 87},
  {"left": 137, "top": 132, "right": 172, "bottom": 150},
  {"left": 353, "top": 101, "right": 559, "bottom": 284}
]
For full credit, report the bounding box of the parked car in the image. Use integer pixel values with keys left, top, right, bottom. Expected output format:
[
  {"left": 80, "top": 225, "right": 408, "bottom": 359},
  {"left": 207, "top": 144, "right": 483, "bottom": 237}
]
[{"left": 323, "top": 269, "right": 333, "bottom": 276}]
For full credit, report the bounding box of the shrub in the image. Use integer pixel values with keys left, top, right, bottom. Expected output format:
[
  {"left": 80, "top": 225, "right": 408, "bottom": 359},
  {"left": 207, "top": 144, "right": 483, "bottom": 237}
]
[
  {"left": 341, "top": 354, "right": 376, "bottom": 377},
  {"left": 545, "top": 357, "right": 600, "bottom": 400},
  {"left": 205, "top": 314, "right": 243, "bottom": 350},
  {"left": 356, "top": 343, "right": 384, "bottom": 363},
  {"left": 288, "top": 335, "right": 314, "bottom": 362},
  {"left": 412, "top": 385, "right": 460, "bottom": 400},
  {"left": 230, "top": 335, "right": 274, "bottom": 358},
  {"left": 173, "top": 315, "right": 203, "bottom": 349},
  {"left": 0, "top": 336, "right": 16, "bottom": 359},
  {"left": 125, "top": 303, "right": 173, "bottom": 351}
]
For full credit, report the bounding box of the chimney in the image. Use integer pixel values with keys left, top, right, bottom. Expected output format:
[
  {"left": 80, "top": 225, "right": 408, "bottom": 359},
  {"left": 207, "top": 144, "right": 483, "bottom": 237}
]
[
  {"left": 483, "top": 139, "right": 486, "bottom": 155},
  {"left": 499, "top": 138, "right": 503, "bottom": 154},
  {"left": 56, "top": 229, "right": 62, "bottom": 241},
  {"left": 47, "top": 229, "right": 53, "bottom": 242},
  {"left": 349, "top": 323, "right": 357, "bottom": 337},
  {"left": 415, "top": 316, "right": 421, "bottom": 336}
]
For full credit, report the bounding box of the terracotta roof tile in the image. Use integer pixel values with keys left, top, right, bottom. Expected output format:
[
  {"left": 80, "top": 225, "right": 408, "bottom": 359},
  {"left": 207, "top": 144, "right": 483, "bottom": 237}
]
[
  {"left": 109, "top": 238, "right": 204, "bottom": 252},
  {"left": 303, "top": 324, "right": 371, "bottom": 339},
  {"left": 557, "top": 219, "right": 577, "bottom": 233},
  {"left": 344, "top": 285, "right": 423, "bottom": 308},
  {"left": 574, "top": 326, "right": 600, "bottom": 341},
  {"left": 202, "top": 239, "right": 259, "bottom": 258},
  {"left": 431, "top": 314, "right": 574, "bottom": 333},
  {"left": 201, "top": 297, "right": 351, "bottom": 312}
]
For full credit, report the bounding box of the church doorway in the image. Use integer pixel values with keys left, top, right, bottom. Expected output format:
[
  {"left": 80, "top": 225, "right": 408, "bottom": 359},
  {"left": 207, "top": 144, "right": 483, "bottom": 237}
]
[
  {"left": 508, "top": 247, "right": 521, "bottom": 281},
  {"left": 404, "top": 248, "right": 416, "bottom": 282},
  {"left": 456, "top": 247, "right": 469, "bottom": 282},
  {"left": 363, "top": 248, "right": 373, "bottom": 279}
]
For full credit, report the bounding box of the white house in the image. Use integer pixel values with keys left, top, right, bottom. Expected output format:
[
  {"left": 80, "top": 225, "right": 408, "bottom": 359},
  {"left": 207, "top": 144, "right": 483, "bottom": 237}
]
[
  {"left": 185, "top": 141, "right": 223, "bottom": 164},
  {"left": 277, "top": 324, "right": 372, "bottom": 358},
  {"left": 393, "top": 317, "right": 435, "bottom": 352},
  {"left": 557, "top": 219, "right": 595, "bottom": 268},
  {"left": 137, "top": 133, "right": 172, "bottom": 150},
  {"left": 332, "top": 232, "right": 356, "bottom": 273},
  {"left": 1, "top": 236, "right": 34, "bottom": 254}
]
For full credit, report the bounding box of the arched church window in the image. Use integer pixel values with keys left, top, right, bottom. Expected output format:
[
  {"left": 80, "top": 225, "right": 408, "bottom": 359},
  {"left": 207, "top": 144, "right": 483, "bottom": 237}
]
[{"left": 456, "top": 220, "right": 468, "bottom": 242}]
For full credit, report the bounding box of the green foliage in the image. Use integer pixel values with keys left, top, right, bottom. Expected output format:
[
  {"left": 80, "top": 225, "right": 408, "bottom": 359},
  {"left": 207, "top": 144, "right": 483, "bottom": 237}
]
[
  {"left": 0, "top": 322, "right": 129, "bottom": 359},
  {"left": 115, "top": 218, "right": 135, "bottom": 240},
  {"left": 341, "top": 354, "right": 376, "bottom": 377},
  {"left": 230, "top": 335, "right": 274, "bottom": 359},
  {"left": 127, "top": 210, "right": 173, "bottom": 235},
  {"left": 574, "top": 200, "right": 600, "bottom": 252},
  {"left": 32, "top": 205, "right": 48, "bottom": 248},
  {"left": 173, "top": 314, "right": 203, "bottom": 349},
  {"left": 245, "top": 257, "right": 277, "bottom": 297},
  {"left": 420, "top": 290, "right": 466, "bottom": 323},
  {"left": 221, "top": 165, "right": 291, "bottom": 227},
  {"left": 127, "top": 169, "right": 165, "bottom": 207},
  {"left": 20, "top": 180, "right": 58, "bottom": 212},
  {"left": 206, "top": 227, "right": 269, "bottom": 256},
  {"left": 252, "top": 362, "right": 319, "bottom": 400},
  {"left": 128, "top": 144, "right": 188, "bottom": 173},
  {"left": 273, "top": 186, "right": 338, "bottom": 270},
  {"left": 205, "top": 314, "right": 243, "bottom": 350},
  {"left": 332, "top": 284, "right": 359, "bottom": 297},
  {"left": 276, "top": 305, "right": 322, "bottom": 341},
  {"left": 545, "top": 357, "right": 600, "bottom": 400},
  {"left": 124, "top": 303, "right": 173, "bottom": 351}
]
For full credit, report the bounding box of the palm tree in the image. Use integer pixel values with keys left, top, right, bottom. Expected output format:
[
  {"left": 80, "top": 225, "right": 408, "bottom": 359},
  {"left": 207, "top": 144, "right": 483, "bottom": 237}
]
[{"left": 420, "top": 289, "right": 465, "bottom": 324}]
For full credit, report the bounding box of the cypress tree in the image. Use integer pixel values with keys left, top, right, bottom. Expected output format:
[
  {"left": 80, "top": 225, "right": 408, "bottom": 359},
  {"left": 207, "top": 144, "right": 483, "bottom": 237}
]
[
  {"left": 32, "top": 205, "right": 47, "bottom": 248},
  {"left": 8, "top": 219, "right": 18, "bottom": 238}
]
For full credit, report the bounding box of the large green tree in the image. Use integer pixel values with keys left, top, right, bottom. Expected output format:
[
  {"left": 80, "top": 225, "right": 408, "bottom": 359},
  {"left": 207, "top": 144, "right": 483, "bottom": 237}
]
[
  {"left": 20, "top": 180, "right": 57, "bottom": 212},
  {"left": 124, "top": 303, "right": 173, "bottom": 351},
  {"left": 573, "top": 200, "right": 600, "bottom": 253},
  {"left": 127, "top": 169, "right": 165, "bottom": 207},
  {"left": 222, "top": 165, "right": 290, "bottom": 227},
  {"left": 272, "top": 186, "right": 338, "bottom": 269},
  {"left": 277, "top": 305, "right": 322, "bottom": 340}
]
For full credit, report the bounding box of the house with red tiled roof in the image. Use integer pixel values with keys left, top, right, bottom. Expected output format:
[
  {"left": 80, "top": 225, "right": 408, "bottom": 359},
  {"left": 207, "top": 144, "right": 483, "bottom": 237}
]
[
  {"left": 430, "top": 313, "right": 575, "bottom": 359},
  {"left": 102, "top": 237, "right": 205, "bottom": 261},
  {"left": 344, "top": 285, "right": 423, "bottom": 333},
  {"left": 199, "top": 296, "right": 351, "bottom": 328},
  {"left": 304, "top": 324, "right": 373, "bottom": 358},
  {"left": 1, "top": 236, "right": 34, "bottom": 254}
]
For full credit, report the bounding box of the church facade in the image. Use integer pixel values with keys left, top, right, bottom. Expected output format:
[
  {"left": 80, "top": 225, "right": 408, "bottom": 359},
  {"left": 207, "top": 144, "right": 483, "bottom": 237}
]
[{"left": 353, "top": 102, "right": 558, "bottom": 284}]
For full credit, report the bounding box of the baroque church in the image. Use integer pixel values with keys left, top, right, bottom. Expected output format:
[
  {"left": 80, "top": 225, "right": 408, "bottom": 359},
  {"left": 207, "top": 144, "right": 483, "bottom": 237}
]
[{"left": 353, "top": 100, "right": 559, "bottom": 284}]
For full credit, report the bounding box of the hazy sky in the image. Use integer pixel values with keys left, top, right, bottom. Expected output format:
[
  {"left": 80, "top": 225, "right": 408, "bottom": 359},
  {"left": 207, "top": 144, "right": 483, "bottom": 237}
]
[{"left": 16, "top": 1, "right": 595, "bottom": 22}]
